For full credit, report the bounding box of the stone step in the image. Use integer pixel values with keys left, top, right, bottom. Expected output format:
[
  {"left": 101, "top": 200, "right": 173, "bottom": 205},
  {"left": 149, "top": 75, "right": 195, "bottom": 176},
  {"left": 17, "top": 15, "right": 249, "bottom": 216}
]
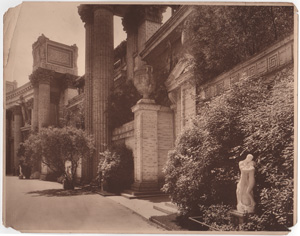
[
  {"left": 123, "top": 189, "right": 163, "bottom": 196},
  {"left": 165, "top": 202, "right": 178, "bottom": 210},
  {"left": 121, "top": 192, "right": 168, "bottom": 199}
]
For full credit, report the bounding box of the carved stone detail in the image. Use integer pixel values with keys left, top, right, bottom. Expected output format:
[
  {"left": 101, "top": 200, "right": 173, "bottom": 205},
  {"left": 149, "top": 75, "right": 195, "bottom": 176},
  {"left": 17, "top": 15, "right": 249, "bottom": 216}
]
[{"left": 32, "top": 34, "right": 49, "bottom": 69}]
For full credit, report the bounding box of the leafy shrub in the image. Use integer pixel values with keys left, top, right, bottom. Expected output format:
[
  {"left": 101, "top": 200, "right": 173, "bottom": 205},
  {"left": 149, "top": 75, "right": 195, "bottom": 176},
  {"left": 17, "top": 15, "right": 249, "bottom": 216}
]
[
  {"left": 21, "top": 126, "right": 94, "bottom": 180},
  {"left": 163, "top": 65, "right": 294, "bottom": 230},
  {"left": 98, "top": 144, "right": 134, "bottom": 193},
  {"left": 200, "top": 205, "right": 237, "bottom": 231}
]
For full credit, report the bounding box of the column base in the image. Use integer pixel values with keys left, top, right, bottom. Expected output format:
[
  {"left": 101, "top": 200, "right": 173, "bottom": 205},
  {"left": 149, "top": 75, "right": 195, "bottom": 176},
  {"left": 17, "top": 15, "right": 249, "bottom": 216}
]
[
  {"left": 131, "top": 181, "right": 159, "bottom": 192},
  {"left": 137, "top": 98, "right": 155, "bottom": 104}
]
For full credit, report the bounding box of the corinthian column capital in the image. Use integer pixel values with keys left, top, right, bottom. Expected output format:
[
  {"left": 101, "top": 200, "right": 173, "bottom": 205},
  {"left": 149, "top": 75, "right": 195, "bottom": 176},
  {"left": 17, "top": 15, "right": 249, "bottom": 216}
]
[{"left": 29, "top": 67, "right": 55, "bottom": 86}]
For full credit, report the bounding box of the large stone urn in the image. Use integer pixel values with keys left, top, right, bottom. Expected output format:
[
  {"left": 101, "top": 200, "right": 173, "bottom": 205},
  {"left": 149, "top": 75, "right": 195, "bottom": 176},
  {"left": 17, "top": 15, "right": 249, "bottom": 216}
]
[{"left": 133, "top": 65, "right": 156, "bottom": 103}]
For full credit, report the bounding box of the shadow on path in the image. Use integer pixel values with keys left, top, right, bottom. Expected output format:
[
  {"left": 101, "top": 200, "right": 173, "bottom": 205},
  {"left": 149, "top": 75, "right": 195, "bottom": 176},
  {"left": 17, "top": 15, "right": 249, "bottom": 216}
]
[{"left": 27, "top": 188, "right": 96, "bottom": 197}]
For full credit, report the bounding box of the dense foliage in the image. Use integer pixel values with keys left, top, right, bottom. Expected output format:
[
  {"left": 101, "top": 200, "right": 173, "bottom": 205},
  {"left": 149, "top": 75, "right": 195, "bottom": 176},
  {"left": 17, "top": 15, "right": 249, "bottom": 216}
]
[
  {"left": 184, "top": 5, "right": 294, "bottom": 85},
  {"left": 60, "top": 102, "right": 85, "bottom": 129},
  {"left": 20, "top": 126, "right": 94, "bottom": 179},
  {"left": 110, "top": 80, "right": 141, "bottom": 129},
  {"left": 163, "top": 65, "right": 294, "bottom": 230},
  {"left": 97, "top": 144, "right": 134, "bottom": 193}
]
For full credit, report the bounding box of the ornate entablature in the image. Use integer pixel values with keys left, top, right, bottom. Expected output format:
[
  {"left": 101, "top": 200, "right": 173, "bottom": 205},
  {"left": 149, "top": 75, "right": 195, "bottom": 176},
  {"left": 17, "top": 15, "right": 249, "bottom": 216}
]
[
  {"left": 32, "top": 34, "right": 78, "bottom": 75},
  {"left": 6, "top": 82, "right": 34, "bottom": 109}
]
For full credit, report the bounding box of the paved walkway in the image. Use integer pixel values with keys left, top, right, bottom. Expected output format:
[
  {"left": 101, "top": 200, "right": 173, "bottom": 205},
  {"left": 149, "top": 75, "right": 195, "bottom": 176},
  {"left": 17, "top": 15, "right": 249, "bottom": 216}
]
[
  {"left": 108, "top": 195, "right": 171, "bottom": 220},
  {"left": 4, "top": 177, "right": 165, "bottom": 233}
]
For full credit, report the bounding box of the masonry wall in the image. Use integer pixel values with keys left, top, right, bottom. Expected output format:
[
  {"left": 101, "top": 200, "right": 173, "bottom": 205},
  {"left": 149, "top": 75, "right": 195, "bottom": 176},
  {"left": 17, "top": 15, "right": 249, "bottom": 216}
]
[
  {"left": 197, "top": 35, "right": 293, "bottom": 106},
  {"left": 157, "top": 108, "right": 174, "bottom": 182}
]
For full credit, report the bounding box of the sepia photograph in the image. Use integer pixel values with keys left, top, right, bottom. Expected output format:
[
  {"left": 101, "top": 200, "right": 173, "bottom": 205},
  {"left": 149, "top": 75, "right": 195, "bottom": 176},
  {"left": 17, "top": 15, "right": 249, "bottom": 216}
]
[{"left": 1, "top": 1, "right": 298, "bottom": 234}]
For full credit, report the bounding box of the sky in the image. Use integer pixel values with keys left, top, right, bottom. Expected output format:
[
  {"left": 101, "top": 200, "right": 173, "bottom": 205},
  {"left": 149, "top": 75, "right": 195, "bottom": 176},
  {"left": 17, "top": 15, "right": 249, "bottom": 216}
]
[{"left": 3, "top": 2, "right": 171, "bottom": 87}]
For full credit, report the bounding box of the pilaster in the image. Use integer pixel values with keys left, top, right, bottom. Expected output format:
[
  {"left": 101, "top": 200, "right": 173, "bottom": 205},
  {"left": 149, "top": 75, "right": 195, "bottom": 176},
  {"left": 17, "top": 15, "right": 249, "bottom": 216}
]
[
  {"left": 131, "top": 100, "right": 160, "bottom": 191},
  {"left": 131, "top": 99, "right": 174, "bottom": 191}
]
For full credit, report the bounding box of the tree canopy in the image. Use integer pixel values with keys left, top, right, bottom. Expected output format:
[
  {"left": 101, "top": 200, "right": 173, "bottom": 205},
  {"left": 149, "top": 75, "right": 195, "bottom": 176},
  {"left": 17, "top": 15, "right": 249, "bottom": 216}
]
[
  {"left": 21, "top": 126, "right": 95, "bottom": 178},
  {"left": 184, "top": 5, "right": 294, "bottom": 85}
]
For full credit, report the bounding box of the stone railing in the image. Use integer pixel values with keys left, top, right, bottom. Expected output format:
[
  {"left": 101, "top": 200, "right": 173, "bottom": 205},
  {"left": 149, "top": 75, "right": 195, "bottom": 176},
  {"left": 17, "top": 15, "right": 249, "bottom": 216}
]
[
  {"left": 199, "top": 34, "right": 294, "bottom": 100},
  {"left": 112, "top": 121, "right": 134, "bottom": 141}
]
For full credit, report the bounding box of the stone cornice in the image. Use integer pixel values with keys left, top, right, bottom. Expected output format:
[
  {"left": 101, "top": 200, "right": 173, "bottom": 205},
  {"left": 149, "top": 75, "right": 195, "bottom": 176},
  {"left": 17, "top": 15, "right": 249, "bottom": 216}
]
[
  {"left": 6, "top": 82, "right": 33, "bottom": 100},
  {"left": 29, "top": 67, "right": 55, "bottom": 86}
]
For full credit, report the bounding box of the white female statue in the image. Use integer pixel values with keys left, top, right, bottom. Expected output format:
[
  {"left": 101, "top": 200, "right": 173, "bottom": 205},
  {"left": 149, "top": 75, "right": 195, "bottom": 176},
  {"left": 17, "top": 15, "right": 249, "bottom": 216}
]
[{"left": 236, "top": 154, "right": 256, "bottom": 213}]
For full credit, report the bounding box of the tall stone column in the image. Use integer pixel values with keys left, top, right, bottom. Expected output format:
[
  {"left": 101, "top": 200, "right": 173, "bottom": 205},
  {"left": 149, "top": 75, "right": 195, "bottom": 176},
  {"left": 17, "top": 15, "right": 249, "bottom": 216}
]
[
  {"left": 78, "top": 5, "right": 94, "bottom": 134},
  {"left": 31, "top": 84, "right": 39, "bottom": 131},
  {"left": 92, "top": 6, "right": 114, "bottom": 176},
  {"left": 38, "top": 77, "right": 51, "bottom": 129},
  {"left": 12, "top": 106, "right": 22, "bottom": 175},
  {"left": 79, "top": 5, "right": 114, "bottom": 178}
]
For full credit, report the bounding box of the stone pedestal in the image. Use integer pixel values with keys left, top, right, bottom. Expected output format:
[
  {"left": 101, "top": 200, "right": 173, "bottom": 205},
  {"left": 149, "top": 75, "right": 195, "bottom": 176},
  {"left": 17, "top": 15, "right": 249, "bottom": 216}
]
[
  {"left": 230, "top": 210, "right": 248, "bottom": 228},
  {"left": 131, "top": 99, "right": 174, "bottom": 192},
  {"left": 12, "top": 106, "right": 22, "bottom": 175}
]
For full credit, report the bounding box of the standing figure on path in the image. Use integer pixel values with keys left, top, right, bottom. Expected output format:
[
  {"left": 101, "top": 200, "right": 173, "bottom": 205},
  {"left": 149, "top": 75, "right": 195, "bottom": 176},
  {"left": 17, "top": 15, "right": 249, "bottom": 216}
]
[
  {"left": 63, "top": 160, "right": 74, "bottom": 190},
  {"left": 236, "top": 154, "right": 256, "bottom": 213}
]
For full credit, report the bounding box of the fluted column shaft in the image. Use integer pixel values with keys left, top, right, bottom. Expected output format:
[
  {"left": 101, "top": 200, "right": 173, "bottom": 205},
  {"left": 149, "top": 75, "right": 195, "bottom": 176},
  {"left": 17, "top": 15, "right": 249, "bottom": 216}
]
[
  {"left": 92, "top": 7, "right": 114, "bottom": 176},
  {"left": 83, "top": 21, "right": 94, "bottom": 181},
  {"left": 38, "top": 79, "right": 51, "bottom": 129},
  {"left": 32, "top": 85, "right": 39, "bottom": 131},
  {"left": 13, "top": 106, "right": 22, "bottom": 175}
]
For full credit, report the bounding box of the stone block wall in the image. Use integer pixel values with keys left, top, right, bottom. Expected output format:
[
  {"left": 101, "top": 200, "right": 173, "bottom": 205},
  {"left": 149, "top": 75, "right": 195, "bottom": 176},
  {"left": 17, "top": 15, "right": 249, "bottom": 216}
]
[
  {"left": 157, "top": 107, "right": 174, "bottom": 182},
  {"left": 112, "top": 121, "right": 135, "bottom": 151}
]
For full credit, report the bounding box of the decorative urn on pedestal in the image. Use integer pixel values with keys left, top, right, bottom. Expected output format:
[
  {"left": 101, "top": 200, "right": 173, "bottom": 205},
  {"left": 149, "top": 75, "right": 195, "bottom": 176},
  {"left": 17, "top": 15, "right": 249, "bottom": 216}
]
[{"left": 133, "top": 65, "right": 156, "bottom": 103}]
